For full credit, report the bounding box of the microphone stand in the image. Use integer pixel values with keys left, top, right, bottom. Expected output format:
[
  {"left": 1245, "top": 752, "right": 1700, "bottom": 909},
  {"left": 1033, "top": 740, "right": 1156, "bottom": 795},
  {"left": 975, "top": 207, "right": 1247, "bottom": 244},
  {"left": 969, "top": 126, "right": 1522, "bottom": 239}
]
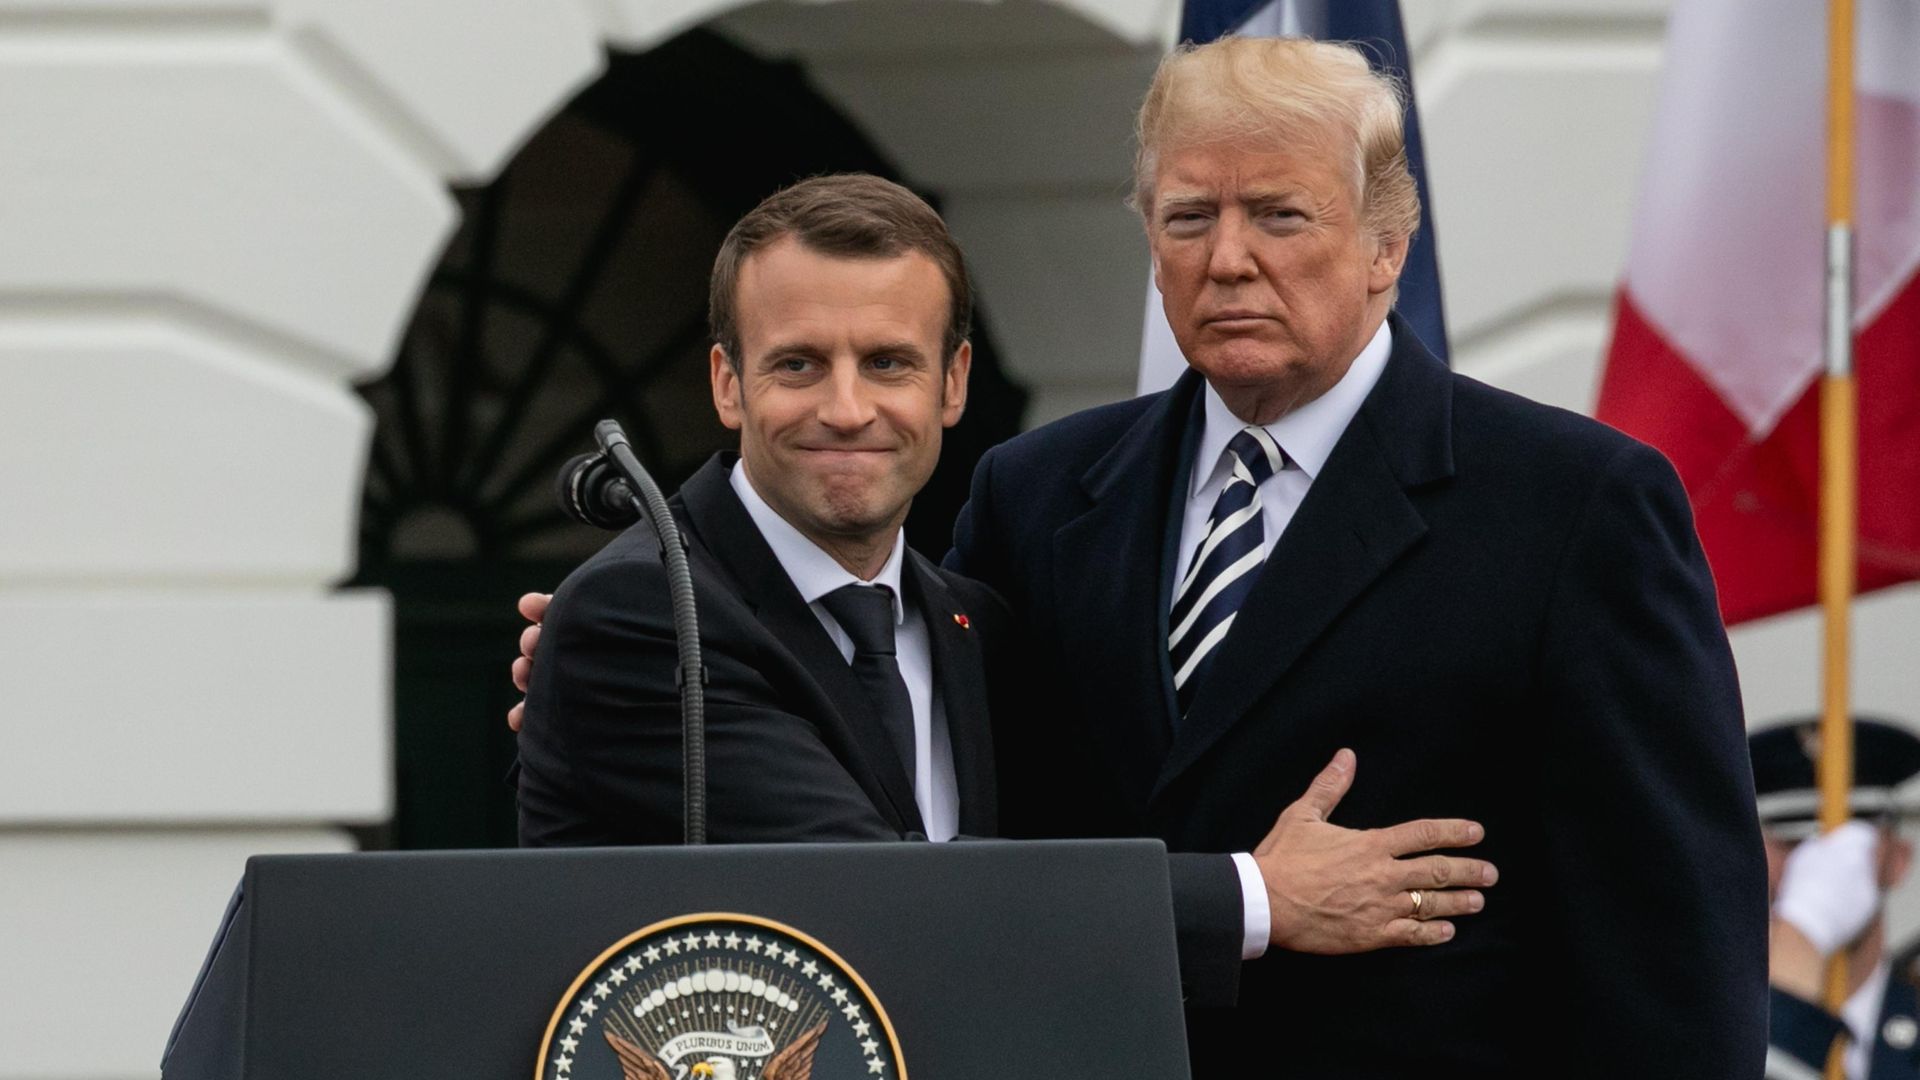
[{"left": 592, "top": 420, "right": 708, "bottom": 846}]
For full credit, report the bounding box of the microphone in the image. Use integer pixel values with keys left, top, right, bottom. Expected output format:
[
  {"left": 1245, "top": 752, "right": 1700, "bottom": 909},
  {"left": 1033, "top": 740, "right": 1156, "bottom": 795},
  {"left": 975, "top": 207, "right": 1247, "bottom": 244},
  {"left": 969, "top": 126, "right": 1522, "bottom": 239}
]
[
  {"left": 553, "top": 422, "right": 708, "bottom": 846},
  {"left": 556, "top": 453, "right": 640, "bottom": 530}
]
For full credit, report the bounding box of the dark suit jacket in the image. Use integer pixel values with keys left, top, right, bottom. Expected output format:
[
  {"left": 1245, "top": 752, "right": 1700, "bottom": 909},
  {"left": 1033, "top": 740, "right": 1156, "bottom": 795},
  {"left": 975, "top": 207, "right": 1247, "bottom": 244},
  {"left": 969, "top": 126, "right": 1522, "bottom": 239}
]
[
  {"left": 517, "top": 450, "right": 1249, "bottom": 1002},
  {"left": 518, "top": 452, "right": 1001, "bottom": 845},
  {"left": 949, "top": 314, "right": 1769, "bottom": 1076},
  {"left": 1771, "top": 937, "right": 1920, "bottom": 1080}
]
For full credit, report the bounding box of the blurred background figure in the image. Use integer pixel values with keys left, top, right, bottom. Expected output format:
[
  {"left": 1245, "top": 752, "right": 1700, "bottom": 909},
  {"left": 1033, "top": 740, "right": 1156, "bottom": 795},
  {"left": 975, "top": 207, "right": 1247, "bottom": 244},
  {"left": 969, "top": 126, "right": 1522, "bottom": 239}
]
[{"left": 1757, "top": 718, "right": 1920, "bottom": 1080}]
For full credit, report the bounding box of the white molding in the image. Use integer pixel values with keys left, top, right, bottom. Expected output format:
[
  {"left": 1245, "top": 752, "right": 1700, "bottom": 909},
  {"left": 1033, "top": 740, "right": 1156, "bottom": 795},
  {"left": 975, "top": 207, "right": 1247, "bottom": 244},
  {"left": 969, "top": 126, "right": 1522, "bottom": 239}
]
[
  {"left": 0, "top": 828, "right": 357, "bottom": 1080},
  {"left": 0, "top": 589, "right": 393, "bottom": 824}
]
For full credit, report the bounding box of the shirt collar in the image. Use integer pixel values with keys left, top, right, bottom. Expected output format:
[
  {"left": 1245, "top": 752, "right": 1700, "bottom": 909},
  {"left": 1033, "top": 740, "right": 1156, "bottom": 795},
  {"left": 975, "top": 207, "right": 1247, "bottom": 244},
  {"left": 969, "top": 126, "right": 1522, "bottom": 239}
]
[
  {"left": 730, "top": 459, "right": 907, "bottom": 625},
  {"left": 1191, "top": 317, "right": 1394, "bottom": 498}
]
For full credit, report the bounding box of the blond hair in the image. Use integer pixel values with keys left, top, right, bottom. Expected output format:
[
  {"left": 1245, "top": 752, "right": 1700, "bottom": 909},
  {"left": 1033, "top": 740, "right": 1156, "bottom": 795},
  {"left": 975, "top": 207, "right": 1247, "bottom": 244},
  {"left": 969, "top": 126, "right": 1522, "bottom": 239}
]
[{"left": 1132, "top": 36, "right": 1420, "bottom": 247}]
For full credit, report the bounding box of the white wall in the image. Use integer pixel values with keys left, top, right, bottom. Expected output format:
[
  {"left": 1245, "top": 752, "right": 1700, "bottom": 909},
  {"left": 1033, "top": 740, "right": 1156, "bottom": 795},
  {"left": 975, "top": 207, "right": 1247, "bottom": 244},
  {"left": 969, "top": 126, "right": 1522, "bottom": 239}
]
[{"left": 0, "top": 4, "right": 605, "bottom": 1077}]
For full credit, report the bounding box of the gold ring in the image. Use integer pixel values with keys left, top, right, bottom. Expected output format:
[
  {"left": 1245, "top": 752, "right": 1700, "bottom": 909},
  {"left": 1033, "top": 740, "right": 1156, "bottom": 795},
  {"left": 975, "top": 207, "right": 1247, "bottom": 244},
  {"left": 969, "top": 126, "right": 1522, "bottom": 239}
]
[{"left": 1409, "top": 890, "right": 1424, "bottom": 918}]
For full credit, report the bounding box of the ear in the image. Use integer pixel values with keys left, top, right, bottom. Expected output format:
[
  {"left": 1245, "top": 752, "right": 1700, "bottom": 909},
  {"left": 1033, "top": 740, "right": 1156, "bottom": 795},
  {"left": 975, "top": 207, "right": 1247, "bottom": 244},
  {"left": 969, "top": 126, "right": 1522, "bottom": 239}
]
[
  {"left": 710, "top": 345, "right": 744, "bottom": 431},
  {"left": 941, "top": 340, "right": 973, "bottom": 427},
  {"left": 1884, "top": 833, "right": 1915, "bottom": 891},
  {"left": 1368, "top": 231, "right": 1411, "bottom": 296}
]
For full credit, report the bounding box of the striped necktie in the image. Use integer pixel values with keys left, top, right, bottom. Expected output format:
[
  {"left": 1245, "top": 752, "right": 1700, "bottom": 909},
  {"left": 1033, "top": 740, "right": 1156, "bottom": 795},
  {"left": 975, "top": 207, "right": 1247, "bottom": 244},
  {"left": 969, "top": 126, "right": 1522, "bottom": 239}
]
[{"left": 1169, "top": 426, "right": 1286, "bottom": 718}]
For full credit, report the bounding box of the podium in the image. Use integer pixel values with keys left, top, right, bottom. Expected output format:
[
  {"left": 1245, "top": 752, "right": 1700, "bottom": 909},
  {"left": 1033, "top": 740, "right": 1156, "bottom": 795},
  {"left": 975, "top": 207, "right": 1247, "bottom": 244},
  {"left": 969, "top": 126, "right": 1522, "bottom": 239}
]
[{"left": 162, "top": 839, "right": 1192, "bottom": 1079}]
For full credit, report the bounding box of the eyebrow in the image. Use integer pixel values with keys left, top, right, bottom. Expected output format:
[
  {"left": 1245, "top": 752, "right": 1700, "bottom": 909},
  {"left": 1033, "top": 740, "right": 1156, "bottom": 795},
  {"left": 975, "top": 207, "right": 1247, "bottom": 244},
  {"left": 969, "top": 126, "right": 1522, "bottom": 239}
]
[
  {"left": 1157, "top": 193, "right": 1215, "bottom": 213},
  {"left": 756, "top": 340, "right": 931, "bottom": 363},
  {"left": 860, "top": 340, "right": 930, "bottom": 361},
  {"left": 1238, "top": 186, "right": 1306, "bottom": 204},
  {"left": 757, "top": 342, "right": 830, "bottom": 364},
  {"left": 1157, "top": 188, "right": 1306, "bottom": 214}
]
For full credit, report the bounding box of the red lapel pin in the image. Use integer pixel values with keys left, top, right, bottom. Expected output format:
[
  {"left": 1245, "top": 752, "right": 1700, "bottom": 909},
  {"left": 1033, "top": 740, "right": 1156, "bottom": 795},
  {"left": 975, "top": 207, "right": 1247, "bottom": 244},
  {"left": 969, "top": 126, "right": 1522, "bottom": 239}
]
[{"left": 952, "top": 613, "right": 970, "bottom": 630}]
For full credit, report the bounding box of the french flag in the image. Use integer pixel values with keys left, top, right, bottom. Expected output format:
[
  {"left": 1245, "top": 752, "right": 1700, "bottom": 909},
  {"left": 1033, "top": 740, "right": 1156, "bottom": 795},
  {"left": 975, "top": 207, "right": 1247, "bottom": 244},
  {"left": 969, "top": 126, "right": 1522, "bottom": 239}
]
[
  {"left": 1596, "top": 0, "right": 1920, "bottom": 624},
  {"left": 1137, "top": 0, "right": 1449, "bottom": 393}
]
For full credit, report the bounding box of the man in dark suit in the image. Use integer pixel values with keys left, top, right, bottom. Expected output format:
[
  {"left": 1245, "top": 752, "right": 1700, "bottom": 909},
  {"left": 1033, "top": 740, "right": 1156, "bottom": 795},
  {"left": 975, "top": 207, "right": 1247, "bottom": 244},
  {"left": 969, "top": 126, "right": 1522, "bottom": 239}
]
[
  {"left": 946, "top": 36, "right": 1767, "bottom": 1074},
  {"left": 515, "top": 448, "right": 1005, "bottom": 845},
  {"left": 517, "top": 174, "right": 1001, "bottom": 846},
  {"left": 514, "top": 173, "right": 1499, "bottom": 1006}
]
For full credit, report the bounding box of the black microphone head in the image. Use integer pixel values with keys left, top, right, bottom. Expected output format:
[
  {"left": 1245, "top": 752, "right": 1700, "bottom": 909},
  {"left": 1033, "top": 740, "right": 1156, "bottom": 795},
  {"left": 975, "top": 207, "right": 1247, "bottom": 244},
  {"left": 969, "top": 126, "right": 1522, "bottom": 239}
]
[
  {"left": 557, "top": 452, "right": 640, "bottom": 530},
  {"left": 594, "top": 418, "right": 630, "bottom": 453}
]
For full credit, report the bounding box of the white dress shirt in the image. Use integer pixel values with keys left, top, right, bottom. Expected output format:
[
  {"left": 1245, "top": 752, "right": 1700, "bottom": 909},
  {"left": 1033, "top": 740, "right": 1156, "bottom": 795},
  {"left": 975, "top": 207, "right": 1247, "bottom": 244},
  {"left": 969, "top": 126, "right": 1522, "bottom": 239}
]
[
  {"left": 1841, "top": 961, "right": 1890, "bottom": 1080},
  {"left": 1178, "top": 319, "right": 1395, "bottom": 960},
  {"left": 730, "top": 462, "right": 960, "bottom": 841}
]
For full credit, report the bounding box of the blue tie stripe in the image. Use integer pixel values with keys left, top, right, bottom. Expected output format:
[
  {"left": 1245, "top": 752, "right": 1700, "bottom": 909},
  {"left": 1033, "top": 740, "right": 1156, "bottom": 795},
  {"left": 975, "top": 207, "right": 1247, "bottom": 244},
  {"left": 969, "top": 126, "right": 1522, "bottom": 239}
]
[
  {"left": 1171, "top": 431, "right": 1278, "bottom": 621},
  {"left": 1170, "top": 428, "right": 1284, "bottom": 716},
  {"left": 1169, "top": 541, "right": 1266, "bottom": 650},
  {"left": 1168, "top": 538, "right": 1264, "bottom": 677},
  {"left": 1240, "top": 425, "right": 1284, "bottom": 476},
  {"left": 1172, "top": 469, "right": 1261, "bottom": 608},
  {"left": 1185, "top": 433, "right": 1279, "bottom": 558}
]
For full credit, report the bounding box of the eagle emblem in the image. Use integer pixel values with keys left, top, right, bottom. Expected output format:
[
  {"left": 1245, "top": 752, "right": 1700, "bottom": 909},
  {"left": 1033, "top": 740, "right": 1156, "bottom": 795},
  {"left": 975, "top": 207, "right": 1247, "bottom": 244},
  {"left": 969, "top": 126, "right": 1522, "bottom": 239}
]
[{"left": 537, "top": 915, "right": 905, "bottom": 1080}]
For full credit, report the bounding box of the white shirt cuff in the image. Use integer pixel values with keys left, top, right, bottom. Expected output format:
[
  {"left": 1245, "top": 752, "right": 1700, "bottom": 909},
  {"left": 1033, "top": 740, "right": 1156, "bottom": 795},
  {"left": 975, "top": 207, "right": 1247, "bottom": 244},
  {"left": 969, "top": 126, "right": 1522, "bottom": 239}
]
[{"left": 1230, "top": 851, "right": 1271, "bottom": 960}]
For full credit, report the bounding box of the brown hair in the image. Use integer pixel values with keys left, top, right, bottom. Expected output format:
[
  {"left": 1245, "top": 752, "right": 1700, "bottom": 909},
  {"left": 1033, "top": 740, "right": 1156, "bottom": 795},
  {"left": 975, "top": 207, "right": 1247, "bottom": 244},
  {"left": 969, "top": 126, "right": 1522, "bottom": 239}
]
[
  {"left": 709, "top": 173, "right": 973, "bottom": 369},
  {"left": 1132, "top": 37, "right": 1420, "bottom": 248}
]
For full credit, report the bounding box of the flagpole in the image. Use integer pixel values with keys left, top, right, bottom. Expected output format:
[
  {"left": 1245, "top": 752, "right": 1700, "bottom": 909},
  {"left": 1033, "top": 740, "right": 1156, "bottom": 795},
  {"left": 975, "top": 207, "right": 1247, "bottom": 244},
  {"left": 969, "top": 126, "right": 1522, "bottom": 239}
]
[{"left": 1819, "top": 0, "right": 1858, "bottom": 1075}]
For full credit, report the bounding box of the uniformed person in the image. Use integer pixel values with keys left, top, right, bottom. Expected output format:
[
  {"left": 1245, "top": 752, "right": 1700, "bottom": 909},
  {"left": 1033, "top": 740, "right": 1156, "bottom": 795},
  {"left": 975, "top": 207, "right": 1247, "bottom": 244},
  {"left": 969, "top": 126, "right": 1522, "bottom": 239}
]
[{"left": 1757, "top": 718, "right": 1920, "bottom": 1080}]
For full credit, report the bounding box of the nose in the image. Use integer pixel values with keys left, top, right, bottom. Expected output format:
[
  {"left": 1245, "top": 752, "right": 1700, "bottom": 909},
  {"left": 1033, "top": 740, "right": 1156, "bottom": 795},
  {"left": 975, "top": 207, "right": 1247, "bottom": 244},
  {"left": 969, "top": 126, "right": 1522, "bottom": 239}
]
[
  {"left": 1206, "top": 210, "right": 1258, "bottom": 283},
  {"left": 817, "top": 360, "right": 877, "bottom": 432}
]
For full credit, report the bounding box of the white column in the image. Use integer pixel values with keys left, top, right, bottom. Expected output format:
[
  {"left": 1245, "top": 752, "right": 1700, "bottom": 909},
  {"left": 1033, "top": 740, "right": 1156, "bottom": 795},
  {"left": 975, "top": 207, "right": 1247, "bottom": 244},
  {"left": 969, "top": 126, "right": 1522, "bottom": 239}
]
[{"left": 0, "top": 5, "right": 604, "bottom": 1078}]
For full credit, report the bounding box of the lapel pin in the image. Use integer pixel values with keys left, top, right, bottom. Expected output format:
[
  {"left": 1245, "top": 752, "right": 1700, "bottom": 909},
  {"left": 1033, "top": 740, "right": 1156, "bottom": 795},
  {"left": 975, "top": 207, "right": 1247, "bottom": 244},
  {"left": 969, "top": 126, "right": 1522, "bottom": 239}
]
[{"left": 952, "top": 613, "right": 970, "bottom": 630}]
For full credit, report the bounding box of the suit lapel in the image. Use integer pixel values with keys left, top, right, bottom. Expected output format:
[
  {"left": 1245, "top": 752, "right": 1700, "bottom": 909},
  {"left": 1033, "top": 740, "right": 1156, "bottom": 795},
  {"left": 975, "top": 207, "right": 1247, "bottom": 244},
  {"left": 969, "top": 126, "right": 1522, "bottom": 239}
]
[
  {"left": 905, "top": 555, "right": 997, "bottom": 836},
  {"left": 678, "top": 454, "right": 926, "bottom": 835},
  {"left": 1051, "top": 376, "right": 1204, "bottom": 806},
  {"left": 1872, "top": 968, "right": 1919, "bottom": 1080},
  {"left": 1153, "top": 320, "right": 1456, "bottom": 799}
]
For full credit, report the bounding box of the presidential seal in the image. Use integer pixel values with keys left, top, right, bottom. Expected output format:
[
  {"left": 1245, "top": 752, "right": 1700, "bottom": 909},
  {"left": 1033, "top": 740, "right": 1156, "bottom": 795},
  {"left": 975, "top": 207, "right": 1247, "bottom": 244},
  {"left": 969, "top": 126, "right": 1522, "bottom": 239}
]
[{"left": 537, "top": 913, "right": 906, "bottom": 1080}]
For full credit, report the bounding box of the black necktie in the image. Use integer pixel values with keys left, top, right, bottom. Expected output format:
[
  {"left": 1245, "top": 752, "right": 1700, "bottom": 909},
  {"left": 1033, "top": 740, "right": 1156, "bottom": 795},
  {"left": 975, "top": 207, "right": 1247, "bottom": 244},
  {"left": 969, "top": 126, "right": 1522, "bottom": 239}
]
[{"left": 818, "top": 584, "right": 917, "bottom": 786}]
